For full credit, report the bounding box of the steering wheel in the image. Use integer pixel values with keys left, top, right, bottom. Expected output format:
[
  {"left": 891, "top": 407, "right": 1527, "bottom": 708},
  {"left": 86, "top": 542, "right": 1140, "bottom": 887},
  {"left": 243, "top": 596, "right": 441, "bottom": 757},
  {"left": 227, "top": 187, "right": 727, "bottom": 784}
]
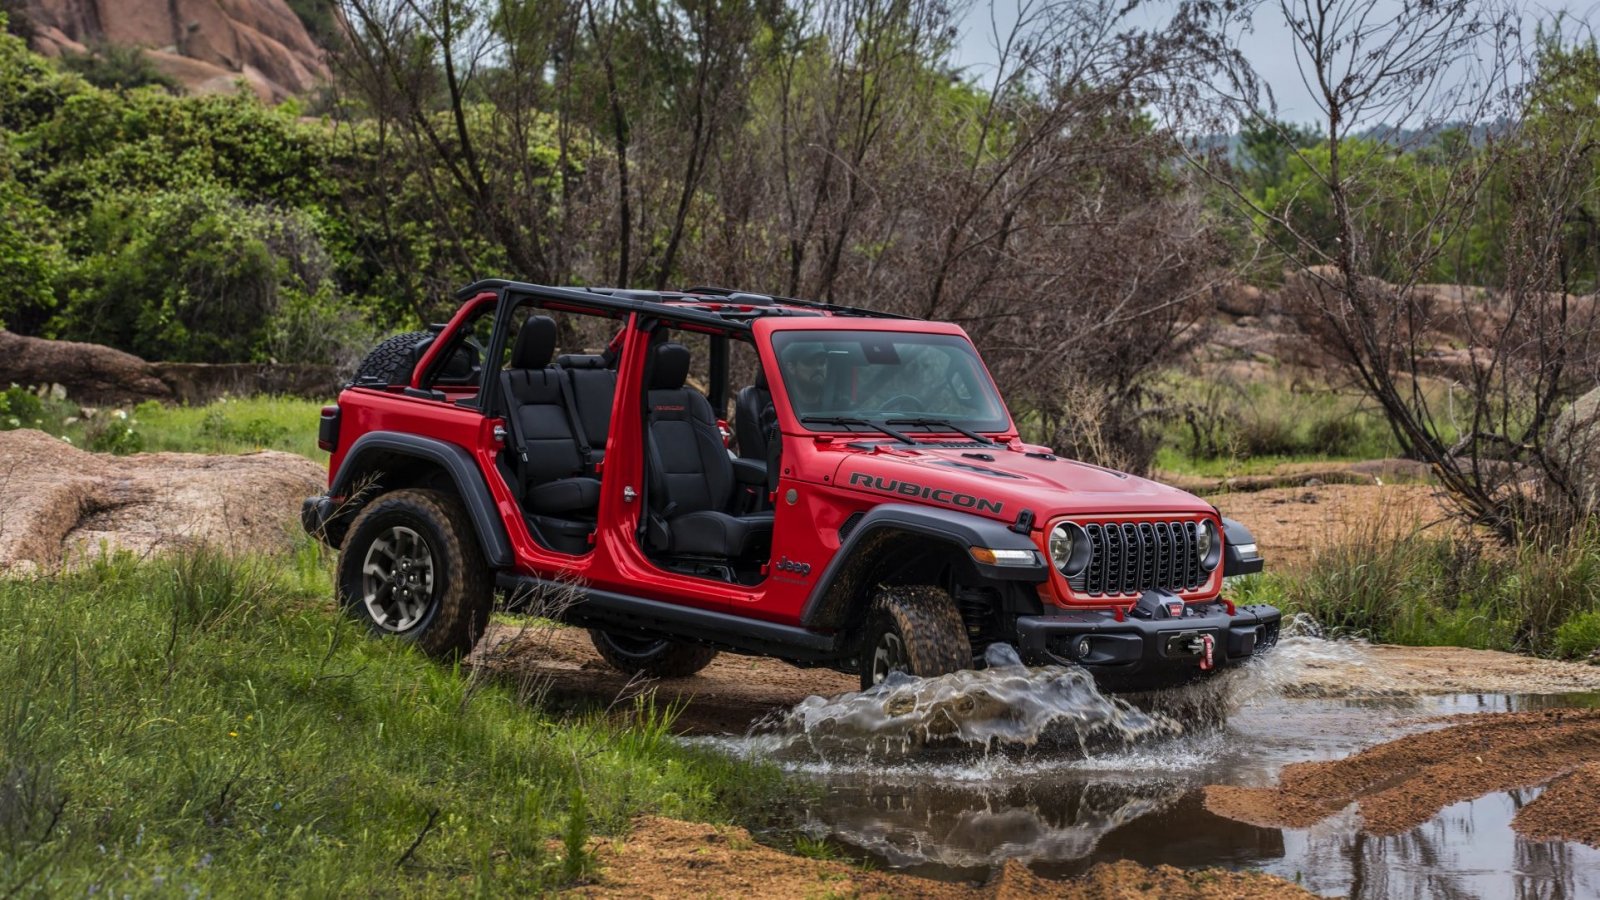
[{"left": 880, "top": 394, "right": 924, "bottom": 412}]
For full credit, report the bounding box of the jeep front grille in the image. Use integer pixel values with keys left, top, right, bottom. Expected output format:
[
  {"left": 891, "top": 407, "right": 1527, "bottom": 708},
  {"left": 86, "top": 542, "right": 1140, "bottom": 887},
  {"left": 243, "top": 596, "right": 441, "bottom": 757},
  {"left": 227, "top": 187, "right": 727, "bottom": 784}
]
[{"left": 1066, "top": 520, "right": 1208, "bottom": 597}]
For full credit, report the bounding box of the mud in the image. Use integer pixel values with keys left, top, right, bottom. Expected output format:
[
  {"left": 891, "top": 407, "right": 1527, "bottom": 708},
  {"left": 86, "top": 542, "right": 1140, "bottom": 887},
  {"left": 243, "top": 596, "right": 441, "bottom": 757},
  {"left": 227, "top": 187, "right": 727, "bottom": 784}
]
[
  {"left": 0, "top": 428, "right": 323, "bottom": 573},
  {"left": 1203, "top": 708, "right": 1600, "bottom": 842},
  {"left": 1515, "top": 761, "right": 1600, "bottom": 848},
  {"left": 577, "top": 816, "right": 1314, "bottom": 899}
]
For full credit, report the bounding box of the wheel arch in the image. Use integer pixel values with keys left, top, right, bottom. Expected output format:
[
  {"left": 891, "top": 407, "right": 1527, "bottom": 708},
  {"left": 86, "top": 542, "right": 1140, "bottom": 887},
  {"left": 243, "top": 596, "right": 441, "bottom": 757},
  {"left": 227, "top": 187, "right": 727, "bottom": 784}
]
[
  {"left": 799, "top": 503, "right": 1048, "bottom": 632},
  {"left": 329, "top": 432, "right": 513, "bottom": 568}
]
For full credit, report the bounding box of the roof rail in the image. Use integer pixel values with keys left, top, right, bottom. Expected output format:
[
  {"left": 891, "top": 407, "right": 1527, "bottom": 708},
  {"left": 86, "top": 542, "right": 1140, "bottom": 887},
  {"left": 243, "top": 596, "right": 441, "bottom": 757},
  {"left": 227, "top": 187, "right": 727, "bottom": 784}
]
[{"left": 681, "top": 285, "right": 909, "bottom": 320}]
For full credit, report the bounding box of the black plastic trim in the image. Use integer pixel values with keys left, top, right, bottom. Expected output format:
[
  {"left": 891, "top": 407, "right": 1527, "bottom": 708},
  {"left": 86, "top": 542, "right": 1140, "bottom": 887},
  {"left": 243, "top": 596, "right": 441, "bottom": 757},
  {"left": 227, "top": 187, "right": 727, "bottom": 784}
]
[
  {"left": 1222, "top": 517, "right": 1265, "bottom": 577},
  {"left": 1014, "top": 601, "right": 1282, "bottom": 692},
  {"left": 498, "top": 575, "right": 840, "bottom": 662},
  {"left": 800, "top": 502, "right": 1047, "bottom": 629},
  {"left": 325, "top": 431, "right": 513, "bottom": 568}
]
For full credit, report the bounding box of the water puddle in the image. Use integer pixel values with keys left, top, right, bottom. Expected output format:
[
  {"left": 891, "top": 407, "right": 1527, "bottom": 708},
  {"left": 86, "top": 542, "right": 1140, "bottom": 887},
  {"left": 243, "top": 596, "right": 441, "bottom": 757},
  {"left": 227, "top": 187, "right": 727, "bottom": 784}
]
[{"left": 695, "top": 627, "right": 1600, "bottom": 897}]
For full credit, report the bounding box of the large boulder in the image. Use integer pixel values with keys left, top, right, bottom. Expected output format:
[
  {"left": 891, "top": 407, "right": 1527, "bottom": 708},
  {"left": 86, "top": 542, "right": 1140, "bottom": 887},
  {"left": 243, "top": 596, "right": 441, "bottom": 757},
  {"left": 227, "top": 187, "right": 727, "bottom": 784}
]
[
  {"left": 22, "top": 0, "right": 332, "bottom": 100},
  {"left": 0, "top": 429, "right": 324, "bottom": 574},
  {"left": 1550, "top": 385, "right": 1600, "bottom": 505}
]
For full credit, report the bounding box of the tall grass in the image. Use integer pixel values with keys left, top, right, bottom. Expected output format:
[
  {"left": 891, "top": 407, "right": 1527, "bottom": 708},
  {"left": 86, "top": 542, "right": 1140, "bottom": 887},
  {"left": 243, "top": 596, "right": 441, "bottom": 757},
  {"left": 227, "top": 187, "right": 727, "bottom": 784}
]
[
  {"left": 1157, "top": 371, "right": 1401, "bottom": 475},
  {"left": 0, "top": 546, "right": 788, "bottom": 895},
  {"left": 0, "top": 389, "right": 328, "bottom": 459},
  {"left": 1238, "top": 518, "right": 1600, "bottom": 658}
]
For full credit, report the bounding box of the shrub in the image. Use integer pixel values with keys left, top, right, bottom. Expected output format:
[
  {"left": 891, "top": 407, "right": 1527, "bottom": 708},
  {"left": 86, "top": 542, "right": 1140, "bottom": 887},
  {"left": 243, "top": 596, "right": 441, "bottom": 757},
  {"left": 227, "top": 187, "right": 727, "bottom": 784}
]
[
  {"left": 58, "top": 44, "right": 178, "bottom": 93},
  {"left": 1260, "top": 517, "right": 1600, "bottom": 656},
  {"left": 54, "top": 187, "right": 338, "bottom": 363}
]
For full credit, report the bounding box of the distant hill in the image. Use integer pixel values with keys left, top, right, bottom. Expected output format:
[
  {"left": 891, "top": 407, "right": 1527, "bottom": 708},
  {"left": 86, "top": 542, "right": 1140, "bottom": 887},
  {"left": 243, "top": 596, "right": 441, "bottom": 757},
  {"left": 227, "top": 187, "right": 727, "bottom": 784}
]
[{"left": 14, "top": 0, "right": 335, "bottom": 100}]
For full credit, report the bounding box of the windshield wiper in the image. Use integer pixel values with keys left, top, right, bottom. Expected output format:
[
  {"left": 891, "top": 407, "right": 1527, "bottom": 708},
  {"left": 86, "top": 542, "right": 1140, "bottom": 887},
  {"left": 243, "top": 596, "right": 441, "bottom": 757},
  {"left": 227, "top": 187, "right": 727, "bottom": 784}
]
[
  {"left": 801, "top": 416, "right": 915, "bottom": 445},
  {"left": 885, "top": 417, "right": 998, "bottom": 447}
]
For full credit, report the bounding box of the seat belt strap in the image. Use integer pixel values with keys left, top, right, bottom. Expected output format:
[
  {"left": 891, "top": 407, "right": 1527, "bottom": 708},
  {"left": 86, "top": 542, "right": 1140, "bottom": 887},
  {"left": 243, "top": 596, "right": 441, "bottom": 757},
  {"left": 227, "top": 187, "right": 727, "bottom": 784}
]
[
  {"left": 555, "top": 370, "right": 594, "bottom": 465},
  {"left": 501, "top": 376, "right": 530, "bottom": 464}
]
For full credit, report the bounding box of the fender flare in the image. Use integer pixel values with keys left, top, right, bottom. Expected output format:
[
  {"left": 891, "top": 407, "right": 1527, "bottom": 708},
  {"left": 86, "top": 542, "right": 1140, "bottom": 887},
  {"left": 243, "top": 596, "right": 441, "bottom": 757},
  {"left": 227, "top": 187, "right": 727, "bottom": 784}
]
[
  {"left": 799, "top": 503, "right": 1048, "bottom": 630},
  {"left": 330, "top": 432, "right": 513, "bottom": 569},
  {"left": 1221, "top": 517, "right": 1265, "bottom": 577}
]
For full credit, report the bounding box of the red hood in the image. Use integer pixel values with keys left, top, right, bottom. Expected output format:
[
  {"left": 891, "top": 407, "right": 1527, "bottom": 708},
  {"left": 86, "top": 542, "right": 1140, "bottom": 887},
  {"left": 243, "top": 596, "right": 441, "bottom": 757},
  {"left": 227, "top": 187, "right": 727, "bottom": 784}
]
[{"left": 825, "top": 443, "right": 1212, "bottom": 522}]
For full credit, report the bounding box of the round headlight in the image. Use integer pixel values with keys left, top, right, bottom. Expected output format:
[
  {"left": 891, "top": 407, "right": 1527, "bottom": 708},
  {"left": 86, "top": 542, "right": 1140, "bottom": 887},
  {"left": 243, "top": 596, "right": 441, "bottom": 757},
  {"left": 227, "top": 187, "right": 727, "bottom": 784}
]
[
  {"left": 1197, "top": 520, "right": 1219, "bottom": 569},
  {"left": 1049, "top": 524, "right": 1073, "bottom": 571}
]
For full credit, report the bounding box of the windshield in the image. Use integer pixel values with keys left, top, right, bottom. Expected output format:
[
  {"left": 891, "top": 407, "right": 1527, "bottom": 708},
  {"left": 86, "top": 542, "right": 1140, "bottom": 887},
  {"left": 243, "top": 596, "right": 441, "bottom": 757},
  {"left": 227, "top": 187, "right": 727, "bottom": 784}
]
[{"left": 771, "top": 330, "right": 1010, "bottom": 433}]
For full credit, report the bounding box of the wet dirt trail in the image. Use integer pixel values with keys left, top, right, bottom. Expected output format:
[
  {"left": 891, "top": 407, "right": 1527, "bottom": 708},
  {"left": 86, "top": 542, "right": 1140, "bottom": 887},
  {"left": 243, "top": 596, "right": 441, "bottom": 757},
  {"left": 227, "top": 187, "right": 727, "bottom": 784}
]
[{"left": 474, "top": 623, "right": 1600, "bottom": 898}]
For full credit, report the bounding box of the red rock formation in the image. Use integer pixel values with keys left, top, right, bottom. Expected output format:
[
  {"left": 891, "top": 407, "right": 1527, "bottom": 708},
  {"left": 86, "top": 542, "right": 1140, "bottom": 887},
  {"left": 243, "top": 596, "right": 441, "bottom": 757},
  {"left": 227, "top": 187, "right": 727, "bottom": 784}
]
[{"left": 23, "top": 0, "right": 331, "bottom": 101}]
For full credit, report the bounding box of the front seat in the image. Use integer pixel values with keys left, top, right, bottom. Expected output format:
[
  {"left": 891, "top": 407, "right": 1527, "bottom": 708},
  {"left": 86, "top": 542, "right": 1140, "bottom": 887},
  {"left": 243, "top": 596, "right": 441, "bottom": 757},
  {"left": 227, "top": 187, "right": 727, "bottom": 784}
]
[
  {"left": 733, "top": 367, "right": 775, "bottom": 462},
  {"left": 645, "top": 342, "right": 773, "bottom": 558}
]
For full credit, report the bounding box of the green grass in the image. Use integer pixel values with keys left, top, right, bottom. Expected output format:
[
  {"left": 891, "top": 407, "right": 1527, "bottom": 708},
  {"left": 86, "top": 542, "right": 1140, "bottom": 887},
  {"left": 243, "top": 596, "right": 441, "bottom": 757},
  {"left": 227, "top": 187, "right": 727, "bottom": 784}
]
[
  {"left": 1234, "top": 523, "right": 1600, "bottom": 658},
  {"left": 131, "top": 396, "right": 327, "bottom": 458},
  {"left": 0, "top": 544, "right": 791, "bottom": 895},
  {"left": 0, "top": 386, "right": 327, "bottom": 459}
]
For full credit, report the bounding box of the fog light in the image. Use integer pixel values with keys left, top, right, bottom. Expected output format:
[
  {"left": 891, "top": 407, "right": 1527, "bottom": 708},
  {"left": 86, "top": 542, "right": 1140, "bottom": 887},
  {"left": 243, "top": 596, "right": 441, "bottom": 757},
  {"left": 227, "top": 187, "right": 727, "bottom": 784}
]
[{"left": 1076, "top": 637, "right": 1092, "bottom": 658}]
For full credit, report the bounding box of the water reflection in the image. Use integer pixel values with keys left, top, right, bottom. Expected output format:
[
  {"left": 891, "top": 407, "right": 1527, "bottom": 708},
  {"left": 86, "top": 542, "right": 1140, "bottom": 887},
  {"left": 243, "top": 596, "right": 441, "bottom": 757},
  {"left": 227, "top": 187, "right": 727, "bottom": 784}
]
[{"left": 811, "top": 779, "right": 1600, "bottom": 899}]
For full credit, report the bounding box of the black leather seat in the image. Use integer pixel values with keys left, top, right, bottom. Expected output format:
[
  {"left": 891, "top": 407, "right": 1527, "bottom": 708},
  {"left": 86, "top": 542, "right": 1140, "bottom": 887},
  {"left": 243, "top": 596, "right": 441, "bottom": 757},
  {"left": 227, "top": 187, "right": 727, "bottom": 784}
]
[
  {"left": 500, "top": 316, "right": 599, "bottom": 517},
  {"left": 733, "top": 368, "right": 775, "bottom": 462},
  {"left": 646, "top": 343, "right": 773, "bottom": 558}
]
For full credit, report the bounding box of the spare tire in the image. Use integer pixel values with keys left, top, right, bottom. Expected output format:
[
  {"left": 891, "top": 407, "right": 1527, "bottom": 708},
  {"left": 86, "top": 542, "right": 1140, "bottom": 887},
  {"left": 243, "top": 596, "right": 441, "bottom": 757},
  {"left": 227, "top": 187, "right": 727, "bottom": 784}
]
[{"left": 354, "top": 331, "right": 431, "bottom": 386}]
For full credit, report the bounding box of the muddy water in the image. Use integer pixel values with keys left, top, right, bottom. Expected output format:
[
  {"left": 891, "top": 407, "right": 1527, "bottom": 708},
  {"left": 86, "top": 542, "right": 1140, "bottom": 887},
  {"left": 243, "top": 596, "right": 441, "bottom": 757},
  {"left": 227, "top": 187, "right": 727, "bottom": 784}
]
[{"left": 698, "top": 634, "right": 1600, "bottom": 898}]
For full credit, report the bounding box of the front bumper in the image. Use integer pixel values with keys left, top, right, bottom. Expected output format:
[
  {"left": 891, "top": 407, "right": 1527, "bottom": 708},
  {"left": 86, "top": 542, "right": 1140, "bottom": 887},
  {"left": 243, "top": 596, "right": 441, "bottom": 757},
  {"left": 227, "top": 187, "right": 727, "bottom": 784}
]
[{"left": 1014, "top": 596, "right": 1281, "bottom": 692}]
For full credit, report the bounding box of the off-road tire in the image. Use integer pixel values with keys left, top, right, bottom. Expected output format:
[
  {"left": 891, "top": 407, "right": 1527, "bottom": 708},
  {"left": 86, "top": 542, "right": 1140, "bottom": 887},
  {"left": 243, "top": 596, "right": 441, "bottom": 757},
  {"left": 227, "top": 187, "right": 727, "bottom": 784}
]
[
  {"left": 588, "top": 629, "right": 719, "bottom": 678},
  {"left": 859, "top": 585, "right": 972, "bottom": 690},
  {"left": 337, "top": 488, "right": 493, "bottom": 660},
  {"left": 354, "top": 330, "right": 431, "bottom": 386}
]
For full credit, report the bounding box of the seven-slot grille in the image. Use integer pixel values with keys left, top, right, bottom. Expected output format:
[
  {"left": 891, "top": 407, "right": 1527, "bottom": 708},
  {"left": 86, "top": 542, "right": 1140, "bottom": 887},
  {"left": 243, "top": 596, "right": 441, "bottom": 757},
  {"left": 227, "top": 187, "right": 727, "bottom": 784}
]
[{"left": 1065, "top": 520, "right": 1209, "bottom": 597}]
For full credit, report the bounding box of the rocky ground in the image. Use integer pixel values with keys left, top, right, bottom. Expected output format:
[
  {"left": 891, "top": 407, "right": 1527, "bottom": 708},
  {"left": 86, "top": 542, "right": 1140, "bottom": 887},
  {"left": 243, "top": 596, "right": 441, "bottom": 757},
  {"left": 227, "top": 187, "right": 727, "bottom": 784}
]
[{"left": 0, "top": 428, "right": 323, "bottom": 573}]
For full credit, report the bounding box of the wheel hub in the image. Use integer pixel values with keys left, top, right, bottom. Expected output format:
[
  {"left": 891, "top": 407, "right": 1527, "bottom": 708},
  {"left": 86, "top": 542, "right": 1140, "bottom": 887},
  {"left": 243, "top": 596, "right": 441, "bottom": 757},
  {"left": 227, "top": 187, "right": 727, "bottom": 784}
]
[
  {"left": 870, "top": 631, "right": 908, "bottom": 686},
  {"left": 361, "top": 525, "right": 435, "bottom": 632}
]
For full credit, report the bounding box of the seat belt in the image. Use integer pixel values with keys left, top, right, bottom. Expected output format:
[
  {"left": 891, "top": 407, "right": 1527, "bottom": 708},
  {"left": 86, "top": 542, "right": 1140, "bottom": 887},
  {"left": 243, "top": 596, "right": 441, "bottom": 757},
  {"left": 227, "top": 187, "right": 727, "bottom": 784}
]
[
  {"left": 500, "top": 374, "right": 531, "bottom": 464},
  {"left": 555, "top": 370, "right": 595, "bottom": 468}
]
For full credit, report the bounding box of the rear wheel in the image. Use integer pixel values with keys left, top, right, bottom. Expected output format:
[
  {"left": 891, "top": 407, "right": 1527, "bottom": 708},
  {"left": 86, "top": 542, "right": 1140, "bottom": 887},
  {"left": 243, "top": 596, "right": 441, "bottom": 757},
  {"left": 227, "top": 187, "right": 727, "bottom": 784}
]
[
  {"left": 337, "top": 488, "right": 492, "bottom": 659},
  {"left": 859, "top": 585, "right": 972, "bottom": 690},
  {"left": 588, "top": 629, "right": 719, "bottom": 678}
]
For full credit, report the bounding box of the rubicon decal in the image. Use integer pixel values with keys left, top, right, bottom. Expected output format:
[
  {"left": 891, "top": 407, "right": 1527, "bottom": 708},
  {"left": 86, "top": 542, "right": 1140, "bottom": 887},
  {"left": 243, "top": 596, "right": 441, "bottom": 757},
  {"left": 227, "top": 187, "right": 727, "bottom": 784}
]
[{"left": 847, "top": 472, "right": 1005, "bottom": 514}]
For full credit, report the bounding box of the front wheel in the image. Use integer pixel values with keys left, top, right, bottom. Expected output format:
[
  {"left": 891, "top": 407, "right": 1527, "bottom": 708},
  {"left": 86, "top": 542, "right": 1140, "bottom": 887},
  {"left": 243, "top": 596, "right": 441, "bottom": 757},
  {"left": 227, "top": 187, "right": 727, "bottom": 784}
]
[
  {"left": 588, "top": 629, "right": 718, "bottom": 678},
  {"left": 337, "top": 488, "right": 493, "bottom": 659},
  {"left": 859, "top": 585, "right": 973, "bottom": 690}
]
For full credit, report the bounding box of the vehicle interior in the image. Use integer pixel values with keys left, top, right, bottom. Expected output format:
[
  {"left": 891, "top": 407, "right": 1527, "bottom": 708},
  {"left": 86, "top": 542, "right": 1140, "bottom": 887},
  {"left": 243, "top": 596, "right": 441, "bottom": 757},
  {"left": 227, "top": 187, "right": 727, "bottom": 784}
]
[{"left": 637, "top": 325, "right": 773, "bottom": 585}]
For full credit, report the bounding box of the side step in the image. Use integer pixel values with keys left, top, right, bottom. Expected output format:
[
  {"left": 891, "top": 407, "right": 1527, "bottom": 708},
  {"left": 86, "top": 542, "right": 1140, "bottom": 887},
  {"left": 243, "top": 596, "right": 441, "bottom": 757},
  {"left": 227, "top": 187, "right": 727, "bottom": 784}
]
[{"left": 494, "top": 574, "right": 841, "bottom": 663}]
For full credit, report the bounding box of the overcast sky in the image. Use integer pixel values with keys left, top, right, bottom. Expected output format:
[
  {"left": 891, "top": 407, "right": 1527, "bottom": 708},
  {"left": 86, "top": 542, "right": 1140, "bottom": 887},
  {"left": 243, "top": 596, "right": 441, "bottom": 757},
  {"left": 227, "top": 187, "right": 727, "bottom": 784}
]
[{"left": 951, "top": 0, "right": 1597, "bottom": 125}]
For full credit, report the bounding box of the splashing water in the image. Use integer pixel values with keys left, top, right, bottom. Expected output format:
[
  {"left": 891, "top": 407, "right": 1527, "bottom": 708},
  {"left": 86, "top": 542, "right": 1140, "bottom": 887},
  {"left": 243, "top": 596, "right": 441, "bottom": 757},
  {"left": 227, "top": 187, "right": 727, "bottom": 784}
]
[{"left": 733, "top": 644, "right": 1180, "bottom": 762}]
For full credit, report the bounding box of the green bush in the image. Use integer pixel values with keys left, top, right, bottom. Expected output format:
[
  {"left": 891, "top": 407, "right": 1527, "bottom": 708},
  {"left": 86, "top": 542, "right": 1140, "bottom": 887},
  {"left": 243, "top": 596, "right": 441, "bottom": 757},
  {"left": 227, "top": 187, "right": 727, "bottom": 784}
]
[
  {"left": 1555, "top": 609, "right": 1600, "bottom": 659},
  {"left": 58, "top": 44, "right": 178, "bottom": 93},
  {"left": 54, "top": 187, "right": 338, "bottom": 363}
]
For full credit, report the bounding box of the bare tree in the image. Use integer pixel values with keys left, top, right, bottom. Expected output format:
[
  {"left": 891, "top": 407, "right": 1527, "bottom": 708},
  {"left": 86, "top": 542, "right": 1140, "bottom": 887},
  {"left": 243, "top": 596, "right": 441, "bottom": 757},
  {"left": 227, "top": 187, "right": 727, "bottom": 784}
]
[{"left": 1193, "top": 0, "right": 1600, "bottom": 538}]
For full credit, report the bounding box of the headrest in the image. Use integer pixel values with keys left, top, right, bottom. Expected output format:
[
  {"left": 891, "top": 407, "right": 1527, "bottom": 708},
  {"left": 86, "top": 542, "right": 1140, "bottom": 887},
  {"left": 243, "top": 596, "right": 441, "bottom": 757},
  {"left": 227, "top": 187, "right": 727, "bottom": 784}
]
[
  {"left": 754, "top": 366, "right": 768, "bottom": 390},
  {"left": 650, "top": 342, "right": 691, "bottom": 390},
  {"left": 511, "top": 315, "right": 557, "bottom": 370},
  {"left": 556, "top": 353, "right": 607, "bottom": 369}
]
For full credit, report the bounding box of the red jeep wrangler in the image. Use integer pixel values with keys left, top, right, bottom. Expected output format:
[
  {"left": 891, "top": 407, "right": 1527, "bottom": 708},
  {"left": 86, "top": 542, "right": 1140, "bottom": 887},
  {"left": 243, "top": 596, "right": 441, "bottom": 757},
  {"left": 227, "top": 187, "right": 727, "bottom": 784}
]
[{"left": 303, "top": 281, "right": 1277, "bottom": 692}]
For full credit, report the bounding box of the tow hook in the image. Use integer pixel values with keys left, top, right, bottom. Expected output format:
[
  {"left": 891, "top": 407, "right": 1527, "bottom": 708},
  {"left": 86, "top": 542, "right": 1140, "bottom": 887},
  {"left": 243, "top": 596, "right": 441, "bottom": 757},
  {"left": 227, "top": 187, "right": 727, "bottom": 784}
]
[{"left": 1189, "top": 633, "right": 1215, "bottom": 670}]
